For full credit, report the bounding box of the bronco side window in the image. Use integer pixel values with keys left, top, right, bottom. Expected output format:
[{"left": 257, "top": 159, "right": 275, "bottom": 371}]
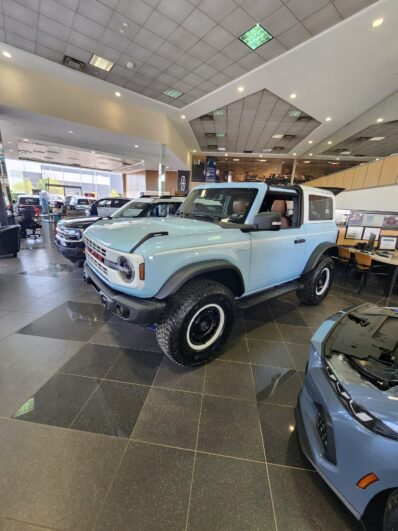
[{"left": 259, "top": 192, "right": 300, "bottom": 229}]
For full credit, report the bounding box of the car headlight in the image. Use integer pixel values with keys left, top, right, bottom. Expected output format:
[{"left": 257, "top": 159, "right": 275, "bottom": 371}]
[
  {"left": 64, "top": 228, "right": 82, "bottom": 238},
  {"left": 118, "top": 256, "right": 135, "bottom": 282},
  {"left": 324, "top": 361, "right": 398, "bottom": 441}
]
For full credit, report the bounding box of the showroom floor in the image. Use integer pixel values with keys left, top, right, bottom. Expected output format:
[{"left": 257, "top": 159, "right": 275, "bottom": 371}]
[{"left": 0, "top": 228, "right": 396, "bottom": 530}]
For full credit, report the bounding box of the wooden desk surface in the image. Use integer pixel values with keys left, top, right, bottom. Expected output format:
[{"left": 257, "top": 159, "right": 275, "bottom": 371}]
[{"left": 347, "top": 247, "right": 398, "bottom": 266}]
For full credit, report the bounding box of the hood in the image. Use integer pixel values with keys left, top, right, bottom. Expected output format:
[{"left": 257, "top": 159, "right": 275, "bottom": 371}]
[
  {"left": 58, "top": 217, "right": 101, "bottom": 229},
  {"left": 84, "top": 216, "right": 224, "bottom": 253}
]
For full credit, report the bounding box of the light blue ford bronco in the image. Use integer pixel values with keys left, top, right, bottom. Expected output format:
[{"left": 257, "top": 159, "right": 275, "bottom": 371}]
[{"left": 83, "top": 183, "right": 338, "bottom": 366}]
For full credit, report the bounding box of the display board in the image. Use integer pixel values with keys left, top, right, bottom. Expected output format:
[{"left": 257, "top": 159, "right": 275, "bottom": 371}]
[{"left": 338, "top": 209, "right": 398, "bottom": 248}]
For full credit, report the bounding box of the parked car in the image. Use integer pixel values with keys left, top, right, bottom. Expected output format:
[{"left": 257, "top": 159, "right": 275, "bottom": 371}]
[
  {"left": 14, "top": 195, "right": 41, "bottom": 220},
  {"left": 63, "top": 195, "right": 91, "bottom": 214},
  {"left": 49, "top": 194, "right": 65, "bottom": 209},
  {"left": 296, "top": 303, "right": 398, "bottom": 530},
  {"left": 83, "top": 182, "right": 338, "bottom": 366},
  {"left": 55, "top": 196, "right": 184, "bottom": 265},
  {"left": 84, "top": 197, "right": 131, "bottom": 217}
]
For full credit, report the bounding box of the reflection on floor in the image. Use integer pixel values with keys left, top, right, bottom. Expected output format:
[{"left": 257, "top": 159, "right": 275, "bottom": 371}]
[{"left": 0, "top": 233, "right": 395, "bottom": 530}]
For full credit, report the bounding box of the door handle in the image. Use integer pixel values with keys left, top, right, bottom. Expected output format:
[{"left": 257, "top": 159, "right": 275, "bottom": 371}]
[{"left": 294, "top": 238, "right": 306, "bottom": 244}]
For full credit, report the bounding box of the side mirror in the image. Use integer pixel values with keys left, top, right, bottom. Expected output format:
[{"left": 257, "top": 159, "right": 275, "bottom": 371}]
[{"left": 253, "top": 212, "right": 281, "bottom": 231}]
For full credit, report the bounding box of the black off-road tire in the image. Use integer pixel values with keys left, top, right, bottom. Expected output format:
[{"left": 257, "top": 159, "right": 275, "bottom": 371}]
[
  {"left": 384, "top": 490, "right": 398, "bottom": 531},
  {"left": 156, "top": 278, "right": 235, "bottom": 367},
  {"left": 297, "top": 256, "right": 334, "bottom": 305}
]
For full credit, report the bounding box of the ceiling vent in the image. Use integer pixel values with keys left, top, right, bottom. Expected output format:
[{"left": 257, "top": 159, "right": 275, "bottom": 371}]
[
  {"left": 63, "top": 55, "right": 85, "bottom": 71},
  {"left": 207, "top": 144, "right": 218, "bottom": 149},
  {"left": 272, "top": 146, "right": 285, "bottom": 151},
  {"left": 200, "top": 114, "right": 214, "bottom": 121},
  {"left": 296, "top": 115, "right": 312, "bottom": 122},
  {"left": 205, "top": 132, "right": 216, "bottom": 137},
  {"left": 283, "top": 134, "right": 296, "bottom": 140},
  {"left": 355, "top": 154, "right": 366, "bottom": 157},
  {"left": 243, "top": 150, "right": 253, "bottom": 153}
]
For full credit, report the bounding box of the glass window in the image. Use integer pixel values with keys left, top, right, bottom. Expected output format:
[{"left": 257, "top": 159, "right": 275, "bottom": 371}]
[
  {"left": 112, "top": 201, "right": 149, "bottom": 219},
  {"left": 309, "top": 194, "right": 333, "bottom": 221},
  {"left": 77, "top": 198, "right": 89, "bottom": 205},
  {"left": 19, "top": 197, "right": 40, "bottom": 206}
]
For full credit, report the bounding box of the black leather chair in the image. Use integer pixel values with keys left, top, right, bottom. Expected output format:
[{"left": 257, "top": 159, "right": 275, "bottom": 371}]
[{"left": 0, "top": 225, "right": 21, "bottom": 257}]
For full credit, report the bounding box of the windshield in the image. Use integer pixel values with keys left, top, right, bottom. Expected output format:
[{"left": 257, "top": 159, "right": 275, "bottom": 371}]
[
  {"left": 177, "top": 188, "right": 257, "bottom": 223},
  {"left": 112, "top": 201, "right": 149, "bottom": 219},
  {"left": 77, "top": 199, "right": 89, "bottom": 205},
  {"left": 19, "top": 197, "right": 40, "bottom": 206}
]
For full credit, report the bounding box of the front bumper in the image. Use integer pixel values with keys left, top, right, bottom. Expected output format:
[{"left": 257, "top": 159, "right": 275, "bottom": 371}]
[
  {"left": 54, "top": 238, "right": 85, "bottom": 262},
  {"left": 83, "top": 262, "right": 166, "bottom": 325}
]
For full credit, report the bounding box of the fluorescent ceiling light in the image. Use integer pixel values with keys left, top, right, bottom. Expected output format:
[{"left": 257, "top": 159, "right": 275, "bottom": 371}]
[
  {"left": 262, "top": 148, "right": 272, "bottom": 152},
  {"left": 272, "top": 134, "right": 284, "bottom": 139},
  {"left": 2, "top": 51, "right": 12, "bottom": 59},
  {"left": 304, "top": 161, "right": 311, "bottom": 164},
  {"left": 163, "top": 88, "right": 183, "bottom": 99},
  {"left": 233, "top": 158, "right": 240, "bottom": 161},
  {"left": 218, "top": 147, "right": 226, "bottom": 151},
  {"left": 89, "top": 54, "right": 114, "bottom": 72},
  {"left": 216, "top": 132, "right": 226, "bottom": 137},
  {"left": 369, "top": 136, "right": 385, "bottom": 141},
  {"left": 213, "top": 110, "right": 225, "bottom": 116},
  {"left": 340, "top": 151, "right": 351, "bottom": 155},
  {"left": 288, "top": 110, "right": 301, "bottom": 117},
  {"left": 239, "top": 23, "right": 273, "bottom": 50},
  {"left": 372, "top": 18, "right": 384, "bottom": 28}
]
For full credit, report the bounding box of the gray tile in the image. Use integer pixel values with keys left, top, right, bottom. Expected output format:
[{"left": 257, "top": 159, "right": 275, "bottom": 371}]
[
  {"left": 90, "top": 319, "right": 162, "bottom": 352},
  {"left": 218, "top": 337, "right": 250, "bottom": 363},
  {"left": 245, "top": 320, "right": 282, "bottom": 341},
  {"left": 248, "top": 339, "right": 294, "bottom": 368},
  {"left": 198, "top": 395, "right": 264, "bottom": 461},
  {"left": 252, "top": 365, "right": 304, "bottom": 406},
  {"left": 153, "top": 357, "right": 205, "bottom": 393},
  {"left": 286, "top": 0, "right": 329, "bottom": 21},
  {"left": 0, "top": 312, "right": 42, "bottom": 341},
  {"left": 303, "top": 3, "right": 342, "bottom": 35},
  {"left": 157, "top": 0, "right": 195, "bottom": 24},
  {"left": 285, "top": 343, "right": 310, "bottom": 372},
  {"left": 97, "top": 442, "right": 194, "bottom": 530},
  {"left": 71, "top": 380, "right": 149, "bottom": 438},
  {"left": 278, "top": 324, "right": 313, "bottom": 345},
  {"left": 13, "top": 337, "right": 83, "bottom": 372},
  {"left": 0, "top": 333, "right": 47, "bottom": 369},
  {"left": 258, "top": 403, "right": 312, "bottom": 469},
  {"left": 189, "top": 453, "right": 275, "bottom": 530},
  {"left": 241, "top": 0, "right": 282, "bottom": 20},
  {"left": 181, "top": 8, "right": 216, "bottom": 39},
  {"left": 132, "top": 387, "right": 201, "bottom": 449},
  {"left": 106, "top": 348, "right": 162, "bottom": 386},
  {"left": 269, "top": 464, "right": 363, "bottom": 530},
  {"left": 205, "top": 360, "right": 255, "bottom": 400},
  {"left": 144, "top": 10, "right": 177, "bottom": 39},
  {"left": 60, "top": 343, "right": 123, "bottom": 378}
]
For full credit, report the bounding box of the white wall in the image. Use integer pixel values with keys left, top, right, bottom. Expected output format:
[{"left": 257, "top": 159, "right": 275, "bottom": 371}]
[
  {"left": 336, "top": 184, "right": 398, "bottom": 212},
  {"left": 125, "top": 173, "right": 146, "bottom": 198}
]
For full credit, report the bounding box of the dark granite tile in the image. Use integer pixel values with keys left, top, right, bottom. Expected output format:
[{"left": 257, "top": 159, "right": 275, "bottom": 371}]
[
  {"left": 242, "top": 303, "right": 273, "bottom": 323},
  {"left": 13, "top": 373, "right": 99, "bottom": 428},
  {"left": 269, "top": 464, "right": 363, "bottom": 531},
  {"left": 218, "top": 337, "right": 250, "bottom": 363},
  {"left": 60, "top": 343, "right": 123, "bottom": 379},
  {"left": 153, "top": 357, "right": 205, "bottom": 393},
  {"left": 278, "top": 324, "right": 313, "bottom": 345},
  {"left": 258, "top": 403, "right": 312, "bottom": 469},
  {"left": 205, "top": 360, "right": 256, "bottom": 400},
  {"left": 269, "top": 300, "right": 307, "bottom": 326},
  {"left": 285, "top": 343, "right": 311, "bottom": 372},
  {"left": 71, "top": 380, "right": 149, "bottom": 438},
  {"left": 188, "top": 453, "right": 275, "bottom": 531},
  {"left": 229, "top": 318, "right": 246, "bottom": 337},
  {"left": 274, "top": 310, "right": 308, "bottom": 326},
  {"left": 198, "top": 395, "right": 264, "bottom": 461},
  {"left": 132, "top": 387, "right": 201, "bottom": 449},
  {"left": 17, "top": 302, "right": 110, "bottom": 341},
  {"left": 245, "top": 320, "right": 282, "bottom": 341},
  {"left": 90, "top": 320, "right": 162, "bottom": 352},
  {"left": 248, "top": 339, "right": 294, "bottom": 368},
  {"left": 252, "top": 365, "right": 304, "bottom": 406},
  {"left": 105, "top": 349, "right": 162, "bottom": 386},
  {"left": 300, "top": 311, "right": 334, "bottom": 329},
  {"left": 96, "top": 442, "right": 194, "bottom": 531}
]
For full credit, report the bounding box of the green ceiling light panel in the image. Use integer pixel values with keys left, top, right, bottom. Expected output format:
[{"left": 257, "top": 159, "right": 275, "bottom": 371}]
[
  {"left": 163, "top": 88, "right": 183, "bottom": 99},
  {"left": 288, "top": 110, "right": 302, "bottom": 117},
  {"left": 213, "top": 110, "right": 225, "bottom": 116},
  {"left": 239, "top": 24, "right": 273, "bottom": 50},
  {"left": 216, "top": 132, "right": 226, "bottom": 137}
]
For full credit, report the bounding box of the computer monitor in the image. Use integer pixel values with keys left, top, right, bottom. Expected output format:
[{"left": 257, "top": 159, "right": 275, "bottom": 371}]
[
  {"left": 366, "top": 232, "right": 376, "bottom": 251},
  {"left": 379, "top": 236, "right": 397, "bottom": 251}
]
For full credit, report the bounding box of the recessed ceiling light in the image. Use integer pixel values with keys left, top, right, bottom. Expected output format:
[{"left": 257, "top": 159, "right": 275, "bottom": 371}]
[
  {"left": 376, "top": 158, "right": 380, "bottom": 161},
  {"left": 9, "top": 149, "right": 14, "bottom": 152},
  {"left": 181, "top": 114, "right": 186, "bottom": 119},
  {"left": 325, "top": 117, "right": 332, "bottom": 122},
  {"left": 292, "top": 152, "right": 297, "bottom": 156},
  {"left": 272, "top": 134, "right": 284, "bottom": 139},
  {"left": 304, "top": 160, "right": 311, "bottom": 164},
  {"left": 218, "top": 147, "right": 226, "bottom": 151},
  {"left": 68, "top": 130, "right": 74, "bottom": 134},
  {"left": 377, "top": 117, "right": 384, "bottom": 123},
  {"left": 115, "top": 91, "right": 121, "bottom": 97},
  {"left": 163, "top": 88, "right": 183, "bottom": 99},
  {"left": 225, "top": 154, "right": 228, "bottom": 157},
  {"left": 290, "top": 93, "right": 297, "bottom": 99},
  {"left": 126, "top": 61, "right": 134, "bottom": 70},
  {"left": 262, "top": 148, "right": 272, "bottom": 152},
  {"left": 259, "top": 154, "right": 263, "bottom": 158},
  {"left": 122, "top": 22, "right": 129, "bottom": 28},
  {"left": 336, "top": 157, "right": 340, "bottom": 160},
  {"left": 238, "top": 23, "right": 273, "bottom": 50},
  {"left": 134, "top": 144, "right": 139, "bottom": 148},
  {"left": 213, "top": 110, "right": 225, "bottom": 116},
  {"left": 193, "top": 149, "right": 196, "bottom": 153},
  {"left": 369, "top": 136, "right": 385, "bottom": 141},
  {"left": 309, "top": 153, "right": 313, "bottom": 156},
  {"left": 340, "top": 151, "right": 351, "bottom": 155},
  {"left": 216, "top": 132, "right": 226, "bottom": 137},
  {"left": 7, "top": 141, "right": 12, "bottom": 144},
  {"left": 2, "top": 51, "right": 12, "bottom": 59},
  {"left": 23, "top": 138, "right": 28, "bottom": 142},
  {"left": 288, "top": 110, "right": 301, "bottom": 117},
  {"left": 237, "top": 86, "right": 244, "bottom": 92},
  {"left": 89, "top": 54, "right": 114, "bottom": 72},
  {"left": 308, "top": 140, "right": 313, "bottom": 144},
  {"left": 119, "top": 29, "right": 125, "bottom": 34},
  {"left": 233, "top": 158, "right": 240, "bottom": 161},
  {"left": 372, "top": 18, "right": 384, "bottom": 28},
  {"left": 327, "top": 140, "right": 333, "bottom": 144}
]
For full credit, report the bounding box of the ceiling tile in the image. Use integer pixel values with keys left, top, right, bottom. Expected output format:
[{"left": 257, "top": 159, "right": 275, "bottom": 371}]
[
  {"left": 188, "top": 87, "right": 207, "bottom": 98},
  {"left": 64, "top": 43, "right": 92, "bottom": 62},
  {"left": 157, "top": 40, "right": 185, "bottom": 60},
  {"left": 144, "top": 10, "right": 177, "bottom": 39},
  {"left": 134, "top": 26, "right": 164, "bottom": 52},
  {"left": 207, "top": 51, "right": 234, "bottom": 70},
  {"left": 98, "top": 0, "right": 119, "bottom": 7},
  {"left": 175, "top": 52, "right": 202, "bottom": 70},
  {"left": 332, "top": 0, "right": 375, "bottom": 19},
  {"left": 168, "top": 63, "right": 189, "bottom": 77},
  {"left": 223, "top": 62, "right": 247, "bottom": 78},
  {"left": 110, "top": 64, "right": 132, "bottom": 80},
  {"left": 124, "top": 43, "right": 153, "bottom": 62},
  {"left": 78, "top": 0, "right": 112, "bottom": 26},
  {"left": 167, "top": 26, "right": 199, "bottom": 48},
  {"left": 3, "top": 0, "right": 38, "bottom": 25},
  {"left": 38, "top": 14, "right": 70, "bottom": 40},
  {"left": 128, "top": 73, "right": 151, "bottom": 87},
  {"left": 178, "top": 93, "right": 196, "bottom": 104},
  {"left": 103, "top": 72, "right": 128, "bottom": 86},
  {"left": 255, "top": 38, "right": 286, "bottom": 60},
  {"left": 181, "top": 8, "right": 216, "bottom": 39},
  {"left": 241, "top": 0, "right": 282, "bottom": 20},
  {"left": 157, "top": 71, "right": 177, "bottom": 85},
  {"left": 116, "top": 0, "right": 153, "bottom": 25},
  {"left": 198, "top": 79, "right": 218, "bottom": 92},
  {"left": 277, "top": 22, "right": 311, "bottom": 48},
  {"left": 156, "top": 0, "right": 195, "bottom": 24},
  {"left": 261, "top": 5, "right": 298, "bottom": 36},
  {"left": 94, "top": 42, "right": 121, "bottom": 62},
  {"left": 143, "top": 0, "right": 161, "bottom": 7},
  {"left": 6, "top": 31, "right": 35, "bottom": 52},
  {"left": 211, "top": 72, "right": 231, "bottom": 86},
  {"left": 222, "top": 40, "right": 250, "bottom": 61},
  {"left": 193, "top": 62, "right": 218, "bottom": 80},
  {"left": 146, "top": 53, "right": 172, "bottom": 70},
  {"left": 220, "top": 7, "right": 256, "bottom": 37},
  {"left": 204, "top": 25, "right": 235, "bottom": 49},
  {"left": 303, "top": 3, "right": 342, "bottom": 34},
  {"left": 188, "top": 40, "right": 217, "bottom": 62},
  {"left": 56, "top": 0, "right": 79, "bottom": 8},
  {"left": 107, "top": 12, "right": 140, "bottom": 39},
  {"left": 101, "top": 28, "right": 130, "bottom": 53},
  {"left": 37, "top": 31, "right": 66, "bottom": 53},
  {"left": 172, "top": 79, "right": 194, "bottom": 92},
  {"left": 4, "top": 15, "right": 37, "bottom": 41},
  {"left": 68, "top": 29, "right": 97, "bottom": 51},
  {"left": 72, "top": 13, "right": 104, "bottom": 40},
  {"left": 138, "top": 63, "right": 161, "bottom": 78},
  {"left": 197, "top": 0, "right": 237, "bottom": 22},
  {"left": 40, "top": 0, "right": 75, "bottom": 26},
  {"left": 36, "top": 43, "right": 64, "bottom": 62},
  {"left": 238, "top": 53, "right": 265, "bottom": 71},
  {"left": 286, "top": 0, "right": 329, "bottom": 21},
  {"left": 13, "top": 0, "right": 40, "bottom": 10},
  {"left": 0, "top": 16, "right": 4, "bottom": 30},
  {"left": 183, "top": 71, "right": 205, "bottom": 86}
]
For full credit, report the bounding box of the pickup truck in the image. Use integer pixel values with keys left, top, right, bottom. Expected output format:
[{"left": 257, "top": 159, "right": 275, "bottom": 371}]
[{"left": 83, "top": 183, "right": 338, "bottom": 366}]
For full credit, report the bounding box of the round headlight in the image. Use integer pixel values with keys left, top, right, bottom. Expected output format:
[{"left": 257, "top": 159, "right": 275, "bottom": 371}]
[{"left": 118, "top": 256, "right": 135, "bottom": 282}]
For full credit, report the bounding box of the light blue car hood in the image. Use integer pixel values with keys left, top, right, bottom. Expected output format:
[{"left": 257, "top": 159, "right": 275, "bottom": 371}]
[{"left": 84, "top": 216, "right": 225, "bottom": 253}]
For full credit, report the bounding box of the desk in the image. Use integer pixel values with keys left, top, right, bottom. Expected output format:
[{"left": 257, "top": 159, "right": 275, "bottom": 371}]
[{"left": 348, "top": 248, "right": 398, "bottom": 304}]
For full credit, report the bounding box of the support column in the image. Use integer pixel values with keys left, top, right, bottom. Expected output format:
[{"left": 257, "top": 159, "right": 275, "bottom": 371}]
[
  {"left": 158, "top": 144, "right": 166, "bottom": 195},
  {"left": 290, "top": 158, "right": 297, "bottom": 185}
]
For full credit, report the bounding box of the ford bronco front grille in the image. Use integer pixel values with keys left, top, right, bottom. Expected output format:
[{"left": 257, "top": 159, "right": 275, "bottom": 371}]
[{"left": 85, "top": 236, "right": 107, "bottom": 259}]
